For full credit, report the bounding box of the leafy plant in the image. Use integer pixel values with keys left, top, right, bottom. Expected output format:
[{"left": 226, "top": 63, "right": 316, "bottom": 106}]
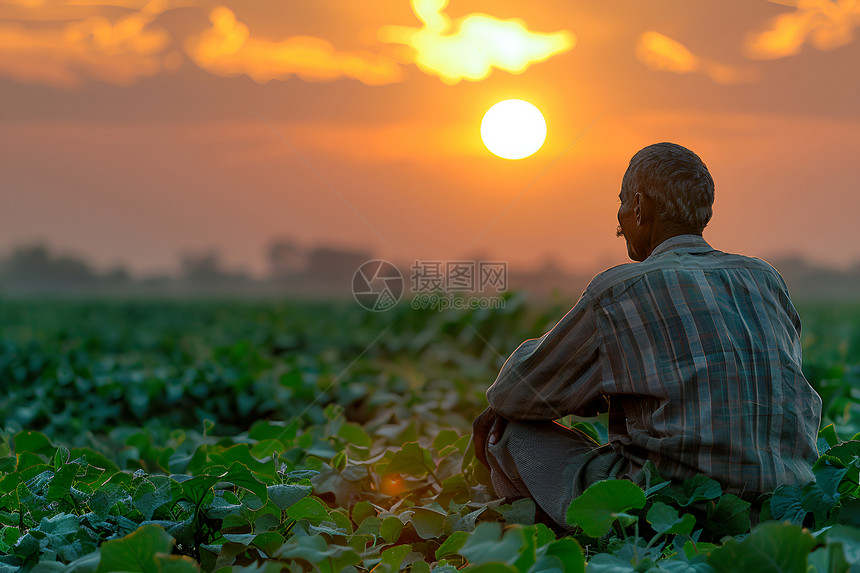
[{"left": 0, "top": 297, "right": 859, "bottom": 571}]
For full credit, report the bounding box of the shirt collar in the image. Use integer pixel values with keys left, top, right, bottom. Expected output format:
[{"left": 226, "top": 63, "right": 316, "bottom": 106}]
[{"left": 648, "top": 234, "right": 715, "bottom": 258}]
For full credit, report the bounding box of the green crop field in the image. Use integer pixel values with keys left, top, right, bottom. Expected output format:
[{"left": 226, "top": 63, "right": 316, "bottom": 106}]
[{"left": 1, "top": 294, "right": 860, "bottom": 572}]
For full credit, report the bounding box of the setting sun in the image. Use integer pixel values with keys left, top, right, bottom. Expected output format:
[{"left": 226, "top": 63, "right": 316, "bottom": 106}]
[{"left": 480, "top": 99, "right": 547, "bottom": 159}]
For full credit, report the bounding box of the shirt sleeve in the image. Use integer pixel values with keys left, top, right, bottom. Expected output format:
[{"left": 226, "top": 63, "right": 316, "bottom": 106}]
[{"left": 485, "top": 292, "right": 606, "bottom": 421}]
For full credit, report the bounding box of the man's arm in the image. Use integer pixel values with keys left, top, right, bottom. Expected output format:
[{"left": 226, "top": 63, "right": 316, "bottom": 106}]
[{"left": 486, "top": 293, "right": 606, "bottom": 421}]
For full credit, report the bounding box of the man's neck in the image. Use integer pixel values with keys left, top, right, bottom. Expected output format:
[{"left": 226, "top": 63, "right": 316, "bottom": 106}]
[{"left": 648, "top": 225, "right": 702, "bottom": 258}]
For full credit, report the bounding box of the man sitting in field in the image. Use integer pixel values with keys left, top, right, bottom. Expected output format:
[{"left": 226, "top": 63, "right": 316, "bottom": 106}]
[{"left": 472, "top": 142, "right": 823, "bottom": 530}]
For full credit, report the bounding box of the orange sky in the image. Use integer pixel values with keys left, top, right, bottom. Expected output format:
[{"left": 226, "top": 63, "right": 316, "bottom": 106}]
[{"left": 2, "top": 0, "right": 860, "bottom": 277}]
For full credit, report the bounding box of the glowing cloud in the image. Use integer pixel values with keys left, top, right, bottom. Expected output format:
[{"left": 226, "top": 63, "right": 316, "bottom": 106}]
[
  {"left": 184, "top": 7, "right": 403, "bottom": 86},
  {"left": 636, "top": 31, "right": 758, "bottom": 85},
  {"left": 377, "top": 0, "right": 575, "bottom": 84},
  {"left": 745, "top": 0, "right": 860, "bottom": 59},
  {"left": 636, "top": 31, "right": 699, "bottom": 73},
  {"left": 0, "top": 0, "right": 170, "bottom": 87}
]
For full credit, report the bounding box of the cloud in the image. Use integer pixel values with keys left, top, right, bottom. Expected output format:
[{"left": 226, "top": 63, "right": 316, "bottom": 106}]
[
  {"left": 184, "top": 6, "right": 404, "bottom": 86},
  {"left": 377, "top": 0, "right": 575, "bottom": 85},
  {"left": 0, "top": 0, "right": 171, "bottom": 87},
  {"left": 0, "top": 0, "right": 572, "bottom": 88},
  {"left": 745, "top": 0, "right": 860, "bottom": 59},
  {"left": 635, "top": 31, "right": 698, "bottom": 74},
  {"left": 636, "top": 31, "right": 758, "bottom": 85}
]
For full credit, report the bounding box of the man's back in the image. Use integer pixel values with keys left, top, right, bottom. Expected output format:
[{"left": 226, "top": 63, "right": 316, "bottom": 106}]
[
  {"left": 485, "top": 234, "right": 822, "bottom": 498},
  {"left": 586, "top": 234, "right": 822, "bottom": 495}
]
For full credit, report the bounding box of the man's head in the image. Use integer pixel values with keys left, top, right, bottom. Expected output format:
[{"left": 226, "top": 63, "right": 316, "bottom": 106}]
[{"left": 616, "top": 142, "right": 715, "bottom": 261}]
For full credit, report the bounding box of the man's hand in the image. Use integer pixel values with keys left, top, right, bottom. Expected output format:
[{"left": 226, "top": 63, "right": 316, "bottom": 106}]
[{"left": 472, "top": 406, "right": 509, "bottom": 469}]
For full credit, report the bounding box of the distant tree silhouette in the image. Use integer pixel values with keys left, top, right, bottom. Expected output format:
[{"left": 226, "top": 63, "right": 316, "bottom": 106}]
[
  {"left": 180, "top": 250, "right": 250, "bottom": 285},
  {"left": 267, "top": 239, "right": 305, "bottom": 277},
  {"left": 305, "top": 246, "right": 372, "bottom": 282},
  {"left": 0, "top": 244, "right": 98, "bottom": 289},
  {"left": 103, "top": 265, "right": 131, "bottom": 284}
]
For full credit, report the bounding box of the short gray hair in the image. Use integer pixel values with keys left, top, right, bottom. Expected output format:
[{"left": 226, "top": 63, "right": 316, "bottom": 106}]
[{"left": 622, "top": 142, "right": 715, "bottom": 232}]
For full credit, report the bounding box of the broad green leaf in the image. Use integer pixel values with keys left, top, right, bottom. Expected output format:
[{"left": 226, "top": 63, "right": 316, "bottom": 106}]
[
  {"left": 770, "top": 485, "right": 807, "bottom": 524},
  {"left": 267, "top": 484, "right": 312, "bottom": 510},
  {"left": 249, "top": 420, "right": 298, "bottom": 444},
  {"left": 285, "top": 496, "right": 330, "bottom": 525},
  {"left": 328, "top": 509, "right": 354, "bottom": 535},
  {"left": 47, "top": 462, "right": 83, "bottom": 502},
  {"left": 0, "top": 457, "right": 15, "bottom": 474},
  {"left": 803, "top": 455, "right": 852, "bottom": 525},
  {"left": 132, "top": 476, "right": 177, "bottom": 521},
  {"left": 16, "top": 452, "right": 47, "bottom": 473},
  {"left": 541, "top": 537, "right": 585, "bottom": 573},
  {"left": 565, "top": 480, "right": 646, "bottom": 537},
  {"left": 249, "top": 439, "right": 285, "bottom": 459},
  {"left": 180, "top": 462, "right": 268, "bottom": 508},
  {"left": 431, "top": 430, "right": 460, "bottom": 453},
  {"left": 807, "top": 544, "right": 850, "bottom": 573},
  {"left": 824, "top": 441, "right": 860, "bottom": 468},
  {"left": 69, "top": 448, "right": 120, "bottom": 474},
  {"left": 351, "top": 500, "right": 375, "bottom": 524},
  {"left": 440, "top": 473, "right": 470, "bottom": 497},
  {"left": 438, "top": 434, "right": 471, "bottom": 458},
  {"left": 496, "top": 497, "right": 536, "bottom": 526},
  {"left": 96, "top": 523, "right": 174, "bottom": 573},
  {"left": 376, "top": 544, "right": 412, "bottom": 573},
  {"left": 667, "top": 475, "right": 722, "bottom": 507},
  {"left": 513, "top": 523, "right": 538, "bottom": 573},
  {"left": 647, "top": 502, "right": 695, "bottom": 535},
  {"left": 458, "top": 521, "right": 527, "bottom": 566},
  {"left": 201, "top": 445, "right": 278, "bottom": 481},
  {"left": 355, "top": 515, "right": 381, "bottom": 537},
  {"left": 14, "top": 431, "right": 55, "bottom": 459},
  {"left": 706, "top": 494, "right": 751, "bottom": 537},
  {"left": 65, "top": 551, "right": 102, "bottom": 572},
  {"left": 36, "top": 512, "right": 80, "bottom": 537},
  {"left": 13, "top": 532, "right": 40, "bottom": 557},
  {"left": 410, "top": 506, "right": 447, "bottom": 539},
  {"left": 251, "top": 531, "right": 284, "bottom": 556},
  {"left": 707, "top": 522, "right": 815, "bottom": 573},
  {"left": 452, "top": 506, "right": 486, "bottom": 533},
  {"left": 380, "top": 515, "right": 403, "bottom": 543},
  {"left": 819, "top": 424, "right": 840, "bottom": 449},
  {"left": 337, "top": 423, "right": 372, "bottom": 448},
  {"left": 535, "top": 522, "right": 557, "bottom": 547},
  {"left": 273, "top": 528, "right": 341, "bottom": 562},
  {"left": 822, "top": 525, "right": 860, "bottom": 567},
  {"left": 88, "top": 479, "right": 132, "bottom": 519},
  {"left": 385, "top": 442, "right": 435, "bottom": 478},
  {"left": 436, "top": 530, "right": 469, "bottom": 559}
]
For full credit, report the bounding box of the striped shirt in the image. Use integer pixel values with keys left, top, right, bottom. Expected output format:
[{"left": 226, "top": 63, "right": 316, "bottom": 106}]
[{"left": 486, "top": 234, "right": 822, "bottom": 495}]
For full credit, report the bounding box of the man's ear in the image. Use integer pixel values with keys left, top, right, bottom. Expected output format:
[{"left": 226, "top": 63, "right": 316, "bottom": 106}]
[
  {"left": 634, "top": 192, "right": 643, "bottom": 225},
  {"left": 634, "top": 192, "right": 653, "bottom": 226}
]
